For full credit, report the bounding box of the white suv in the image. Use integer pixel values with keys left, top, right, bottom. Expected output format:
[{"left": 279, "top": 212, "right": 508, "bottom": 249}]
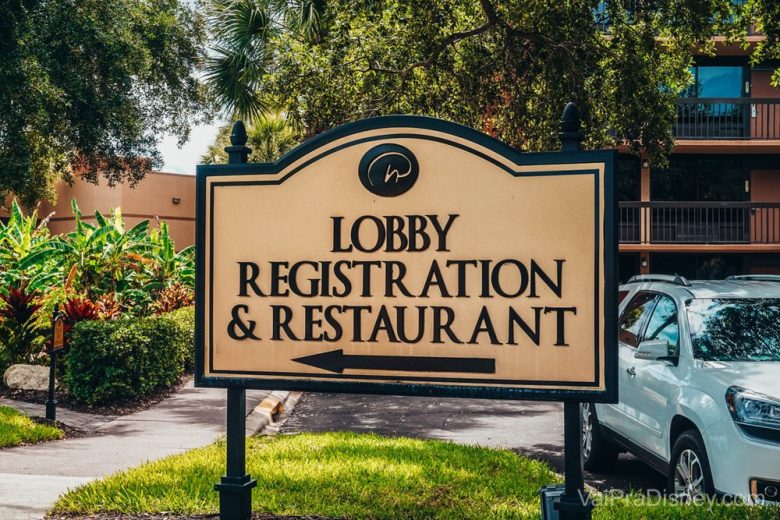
[{"left": 583, "top": 274, "right": 780, "bottom": 504}]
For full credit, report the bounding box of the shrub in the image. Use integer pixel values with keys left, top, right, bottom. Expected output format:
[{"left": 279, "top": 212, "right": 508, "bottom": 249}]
[
  {"left": 62, "top": 297, "right": 99, "bottom": 323},
  {"left": 94, "top": 293, "right": 122, "bottom": 320},
  {"left": 168, "top": 306, "right": 195, "bottom": 372},
  {"left": 1, "top": 199, "right": 196, "bottom": 381},
  {"left": 153, "top": 284, "right": 194, "bottom": 315},
  {"left": 0, "top": 286, "right": 46, "bottom": 373},
  {"left": 65, "top": 306, "right": 194, "bottom": 404}
]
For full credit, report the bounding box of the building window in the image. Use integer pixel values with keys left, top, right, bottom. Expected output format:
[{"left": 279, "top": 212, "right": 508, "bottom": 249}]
[
  {"left": 651, "top": 156, "right": 749, "bottom": 201},
  {"left": 619, "top": 253, "right": 641, "bottom": 283},
  {"left": 650, "top": 253, "right": 744, "bottom": 280},
  {"left": 617, "top": 154, "right": 641, "bottom": 201},
  {"left": 683, "top": 65, "right": 745, "bottom": 98}
]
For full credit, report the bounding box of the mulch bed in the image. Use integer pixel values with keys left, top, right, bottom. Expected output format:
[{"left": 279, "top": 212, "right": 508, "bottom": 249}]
[
  {"left": 0, "top": 374, "right": 190, "bottom": 416},
  {"left": 48, "top": 515, "right": 335, "bottom": 519}
]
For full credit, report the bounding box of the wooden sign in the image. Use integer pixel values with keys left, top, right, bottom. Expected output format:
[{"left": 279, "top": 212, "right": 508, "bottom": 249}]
[
  {"left": 195, "top": 116, "right": 617, "bottom": 402},
  {"left": 53, "top": 318, "right": 65, "bottom": 350}
]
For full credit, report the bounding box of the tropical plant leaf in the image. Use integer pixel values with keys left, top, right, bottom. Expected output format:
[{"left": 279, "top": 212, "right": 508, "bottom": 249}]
[{"left": 1, "top": 197, "right": 189, "bottom": 325}]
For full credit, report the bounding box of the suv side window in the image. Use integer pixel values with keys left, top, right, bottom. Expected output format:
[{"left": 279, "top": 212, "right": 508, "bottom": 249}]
[
  {"left": 619, "top": 292, "right": 656, "bottom": 348},
  {"left": 643, "top": 295, "right": 680, "bottom": 356}
]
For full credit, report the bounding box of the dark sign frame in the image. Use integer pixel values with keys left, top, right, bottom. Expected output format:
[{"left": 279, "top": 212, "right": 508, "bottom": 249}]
[{"left": 195, "top": 115, "right": 618, "bottom": 404}]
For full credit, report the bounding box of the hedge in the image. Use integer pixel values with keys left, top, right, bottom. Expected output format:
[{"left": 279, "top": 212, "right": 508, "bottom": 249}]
[
  {"left": 65, "top": 306, "right": 194, "bottom": 404},
  {"left": 170, "top": 306, "right": 195, "bottom": 372}
]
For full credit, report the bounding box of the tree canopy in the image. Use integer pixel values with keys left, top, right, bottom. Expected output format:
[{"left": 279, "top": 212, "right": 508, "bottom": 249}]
[
  {"left": 204, "top": 0, "right": 780, "bottom": 164},
  {"left": 0, "top": 0, "right": 208, "bottom": 206}
]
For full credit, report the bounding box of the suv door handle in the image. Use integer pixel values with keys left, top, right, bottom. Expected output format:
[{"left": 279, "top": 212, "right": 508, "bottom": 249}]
[{"left": 626, "top": 367, "right": 636, "bottom": 376}]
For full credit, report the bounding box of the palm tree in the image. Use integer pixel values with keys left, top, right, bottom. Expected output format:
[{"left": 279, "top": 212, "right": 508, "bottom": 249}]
[
  {"left": 201, "top": 112, "right": 300, "bottom": 163},
  {"left": 204, "top": 0, "right": 325, "bottom": 120}
]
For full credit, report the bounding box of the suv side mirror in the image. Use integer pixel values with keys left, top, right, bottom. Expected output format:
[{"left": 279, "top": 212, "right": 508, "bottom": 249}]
[{"left": 635, "top": 339, "right": 671, "bottom": 360}]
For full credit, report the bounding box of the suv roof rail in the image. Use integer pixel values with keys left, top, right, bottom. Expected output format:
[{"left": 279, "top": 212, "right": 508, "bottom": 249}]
[
  {"left": 726, "top": 275, "right": 780, "bottom": 282},
  {"left": 628, "top": 274, "right": 692, "bottom": 287}
]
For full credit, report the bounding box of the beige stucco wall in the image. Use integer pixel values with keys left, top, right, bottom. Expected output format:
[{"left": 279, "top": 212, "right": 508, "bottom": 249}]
[{"left": 39, "top": 171, "right": 196, "bottom": 248}]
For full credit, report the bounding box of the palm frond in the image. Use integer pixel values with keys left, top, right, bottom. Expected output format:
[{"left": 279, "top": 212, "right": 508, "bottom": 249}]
[
  {"left": 284, "top": 0, "right": 326, "bottom": 40},
  {"left": 204, "top": 45, "right": 270, "bottom": 119}
]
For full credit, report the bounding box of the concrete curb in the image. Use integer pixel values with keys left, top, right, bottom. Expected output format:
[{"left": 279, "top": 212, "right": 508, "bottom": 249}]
[{"left": 245, "top": 391, "right": 290, "bottom": 435}]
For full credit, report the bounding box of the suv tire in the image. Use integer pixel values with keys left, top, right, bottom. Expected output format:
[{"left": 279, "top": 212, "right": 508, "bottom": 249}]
[
  {"left": 581, "top": 403, "right": 619, "bottom": 472},
  {"left": 668, "top": 429, "right": 715, "bottom": 500}
]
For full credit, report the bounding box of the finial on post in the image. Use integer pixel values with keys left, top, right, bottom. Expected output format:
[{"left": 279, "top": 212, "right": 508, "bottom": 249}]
[
  {"left": 559, "top": 101, "right": 585, "bottom": 152},
  {"left": 225, "top": 121, "right": 251, "bottom": 164}
]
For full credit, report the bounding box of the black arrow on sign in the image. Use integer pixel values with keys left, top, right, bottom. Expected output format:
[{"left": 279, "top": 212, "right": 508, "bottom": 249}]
[{"left": 292, "top": 349, "right": 496, "bottom": 374}]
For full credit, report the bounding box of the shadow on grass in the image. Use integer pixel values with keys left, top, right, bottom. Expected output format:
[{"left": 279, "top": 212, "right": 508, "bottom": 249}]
[
  {"left": 53, "top": 432, "right": 776, "bottom": 520},
  {"left": 53, "top": 432, "right": 556, "bottom": 519}
]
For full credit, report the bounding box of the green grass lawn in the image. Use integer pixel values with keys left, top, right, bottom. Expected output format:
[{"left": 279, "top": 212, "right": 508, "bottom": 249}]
[
  {"left": 0, "top": 405, "right": 63, "bottom": 448},
  {"left": 52, "top": 432, "right": 778, "bottom": 520}
]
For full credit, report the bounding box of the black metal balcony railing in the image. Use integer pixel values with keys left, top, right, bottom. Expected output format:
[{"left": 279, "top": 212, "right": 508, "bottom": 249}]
[
  {"left": 619, "top": 201, "right": 780, "bottom": 245},
  {"left": 675, "top": 98, "right": 780, "bottom": 140}
]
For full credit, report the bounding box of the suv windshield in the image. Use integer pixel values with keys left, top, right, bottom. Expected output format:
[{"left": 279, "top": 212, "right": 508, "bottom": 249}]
[{"left": 687, "top": 298, "right": 780, "bottom": 362}]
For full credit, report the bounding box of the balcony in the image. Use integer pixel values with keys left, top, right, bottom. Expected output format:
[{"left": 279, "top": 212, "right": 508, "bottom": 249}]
[
  {"left": 675, "top": 98, "right": 780, "bottom": 140},
  {"left": 619, "top": 201, "right": 780, "bottom": 245}
]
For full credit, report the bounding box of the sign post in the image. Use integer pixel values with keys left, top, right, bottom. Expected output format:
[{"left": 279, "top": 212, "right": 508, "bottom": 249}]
[
  {"left": 212, "top": 123, "right": 257, "bottom": 520},
  {"left": 46, "top": 304, "right": 64, "bottom": 422},
  {"left": 555, "top": 103, "right": 595, "bottom": 520},
  {"left": 196, "top": 106, "right": 617, "bottom": 520}
]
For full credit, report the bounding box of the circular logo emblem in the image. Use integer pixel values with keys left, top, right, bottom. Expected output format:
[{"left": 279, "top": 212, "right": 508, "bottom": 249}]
[{"left": 358, "top": 144, "right": 419, "bottom": 197}]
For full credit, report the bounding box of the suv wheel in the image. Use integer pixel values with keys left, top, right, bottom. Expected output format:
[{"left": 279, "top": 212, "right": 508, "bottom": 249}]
[
  {"left": 581, "top": 403, "right": 619, "bottom": 472},
  {"left": 668, "top": 430, "right": 715, "bottom": 501}
]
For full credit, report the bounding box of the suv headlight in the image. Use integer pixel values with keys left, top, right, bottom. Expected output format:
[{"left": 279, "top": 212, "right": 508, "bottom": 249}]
[{"left": 726, "top": 387, "right": 780, "bottom": 442}]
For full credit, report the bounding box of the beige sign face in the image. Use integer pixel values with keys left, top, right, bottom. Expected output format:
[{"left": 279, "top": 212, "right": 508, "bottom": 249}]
[{"left": 198, "top": 118, "right": 616, "bottom": 400}]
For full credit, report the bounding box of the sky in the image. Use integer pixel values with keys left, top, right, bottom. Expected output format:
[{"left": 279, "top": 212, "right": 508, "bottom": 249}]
[
  {"left": 156, "top": 0, "right": 228, "bottom": 174},
  {"left": 157, "top": 120, "right": 225, "bottom": 174}
]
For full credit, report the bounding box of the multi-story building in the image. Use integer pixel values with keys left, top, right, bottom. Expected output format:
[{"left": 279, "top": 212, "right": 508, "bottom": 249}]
[{"left": 616, "top": 35, "right": 780, "bottom": 281}]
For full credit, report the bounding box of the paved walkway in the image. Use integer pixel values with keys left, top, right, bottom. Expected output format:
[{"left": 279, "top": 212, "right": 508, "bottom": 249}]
[
  {"left": 0, "top": 381, "right": 270, "bottom": 520},
  {"left": 0, "top": 398, "right": 115, "bottom": 432}
]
